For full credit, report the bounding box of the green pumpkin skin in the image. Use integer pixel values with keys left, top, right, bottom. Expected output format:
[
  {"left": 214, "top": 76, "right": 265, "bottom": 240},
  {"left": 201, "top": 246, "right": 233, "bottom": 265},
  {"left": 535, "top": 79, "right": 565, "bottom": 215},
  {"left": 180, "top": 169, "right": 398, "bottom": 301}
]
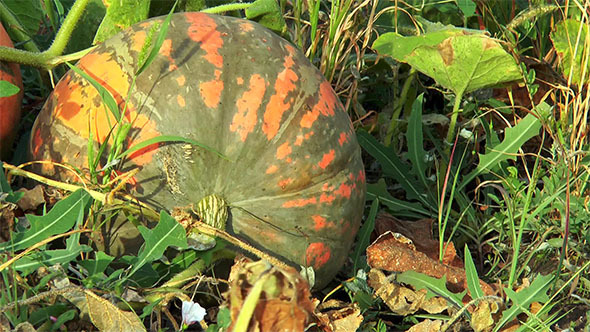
[{"left": 31, "top": 12, "right": 366, "bottom": 288}]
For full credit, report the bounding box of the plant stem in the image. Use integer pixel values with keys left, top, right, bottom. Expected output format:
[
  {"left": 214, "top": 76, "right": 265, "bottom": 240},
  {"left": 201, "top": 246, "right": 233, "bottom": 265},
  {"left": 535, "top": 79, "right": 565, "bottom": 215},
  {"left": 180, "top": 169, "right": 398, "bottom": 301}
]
[
  {"left": 45, "top": 0, "right": 90, "bottom": 57},
  {"left": 385, "top": 68, "right": 416, "bottom": 146},
  {"left": 445, "top": 91, "right": 464, "bottom": 146},
  {"left": 0, "top": 0, "right": 90, "bottom": 69},
  {"left": 201, "top": 3, "right": 253, "bottom": 14}
]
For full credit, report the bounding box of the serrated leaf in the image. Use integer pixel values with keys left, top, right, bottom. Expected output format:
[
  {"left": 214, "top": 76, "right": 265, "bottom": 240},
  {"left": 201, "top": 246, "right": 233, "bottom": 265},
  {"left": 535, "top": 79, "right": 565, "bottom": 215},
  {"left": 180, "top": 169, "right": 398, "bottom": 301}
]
[
  {"left": 397, "top": 270, "right": 466, "bottom": 310},
  {"left": 374, "top": 32, "right": 522, "bottom": 96},
  {"left": 493, "top": 274, "right": 554, "bottom": 332},
  {"left": 93, "top": 0, "right": 150, "bottom": 44},
  {"left": 357, "top": 130, "right": 434, "bottom": 209},
  {"left": 461, "top": 113, "right": 542, "bottom": 188},
  {"left": 0, "top": 80, "right": 20, "bottom": 97},
  {"left": 0, "top": 189, "right": 92, "bottom": 252},
  {"left": 14, "top": 233, "right": 92, "bottom": 275},
  {"left": 464, "top": 245, "right": 484, "bottom": 300},
  {"left": 63, "top": 288, "right": 146, "bottom": 332},
  {"left": 550, "top": 19, "right": 590, "bottom": 86},
  {"left": 367, "top": 180, "right": 430, "bottom": 218},
  {"left": 127, "top": 211, "right": 187, "bottom": 278},
  {"left": 407, "top": 94, "right": 428, "bottom": 187}
]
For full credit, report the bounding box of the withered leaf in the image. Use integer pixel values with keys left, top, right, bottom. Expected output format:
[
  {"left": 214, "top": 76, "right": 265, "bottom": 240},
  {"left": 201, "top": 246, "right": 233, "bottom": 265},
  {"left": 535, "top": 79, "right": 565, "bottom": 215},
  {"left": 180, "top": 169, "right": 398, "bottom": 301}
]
[{"left": 367, "top": 232, "right": 494, "bottom": 296}]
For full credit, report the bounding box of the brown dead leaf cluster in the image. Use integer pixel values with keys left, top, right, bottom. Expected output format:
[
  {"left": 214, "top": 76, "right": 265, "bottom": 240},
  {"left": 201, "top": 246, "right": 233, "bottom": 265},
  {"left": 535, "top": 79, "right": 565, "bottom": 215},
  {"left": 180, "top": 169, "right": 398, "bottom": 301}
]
[{"left": 222, "top": 256, "right": 365, "bottom": 332}]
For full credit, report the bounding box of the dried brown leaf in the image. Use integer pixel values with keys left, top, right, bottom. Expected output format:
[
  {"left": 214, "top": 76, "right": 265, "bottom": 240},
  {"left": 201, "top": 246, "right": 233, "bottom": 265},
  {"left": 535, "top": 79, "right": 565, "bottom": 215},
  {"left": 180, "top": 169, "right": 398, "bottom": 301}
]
[
  {"left": 316, "top": 300, "right": 363, "bottom": 332},
  {"left": 15, "top": 185, "right": 46, "bottom": 211},
  {"left": 471, "top": 300, "right": 499, "bottom": 332},
  {"left": 368, "top": 269, "right": 448, "bottom": 315},
  {"left": 408, "top": 319, "right": 443, "bottom": 332},
  {"left": 367, "top": 232, "right": 494, "bottom": 295},
  {"left": 63, "top": 288, "right": 145, "bottom": 332},
  {"left": 225, "top": 256, "right": 317, "bottom": 332}
]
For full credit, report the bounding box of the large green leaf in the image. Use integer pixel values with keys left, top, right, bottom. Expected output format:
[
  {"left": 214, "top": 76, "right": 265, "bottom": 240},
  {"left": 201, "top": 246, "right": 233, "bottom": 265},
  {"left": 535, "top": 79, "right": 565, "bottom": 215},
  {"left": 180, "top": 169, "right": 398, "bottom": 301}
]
[
  {"left": 0, "top": 189, "right": 92, "bottom": 252},
  {"left": 0, "top": 81, "right": 20, "bottom": 97},
  {"left": 13, "top": 233, "right": 92, "bottom": 275},
  {"left": 93, "top": 0, "right": 150, "bottom": 44},
  {"left": 550, "top": 19, "right": 589, "bottom": 86},
  {"left": 127, "top": 211, "right": 188, "bottom": 278},
  {"left": 245, "top": 0, "right": 287, "bottom": 36},
  {"left": 460, "top": 113, "right": 542, "bottom": 188},
  {"left": 493, "top": 274, "right": 553, "bottom": 332},
  {"left": 373, "top": 31, "right": 522, "bottom": 96}
]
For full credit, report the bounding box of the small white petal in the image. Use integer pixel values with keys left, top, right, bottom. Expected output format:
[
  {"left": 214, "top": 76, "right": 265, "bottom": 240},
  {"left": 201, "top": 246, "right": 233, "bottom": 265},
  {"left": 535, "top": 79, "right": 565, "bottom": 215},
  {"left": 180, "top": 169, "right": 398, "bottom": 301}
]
[{"left": 182, "top": 300, "right": 206, "bottom": 325}]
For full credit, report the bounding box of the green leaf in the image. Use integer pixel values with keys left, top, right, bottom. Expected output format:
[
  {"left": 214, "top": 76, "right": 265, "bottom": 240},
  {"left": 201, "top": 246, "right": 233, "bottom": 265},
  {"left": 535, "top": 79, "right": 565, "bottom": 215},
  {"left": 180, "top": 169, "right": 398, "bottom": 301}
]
[
  {"left": 118, "top": 135, "right": 230, "bottom": 161},
  {"left": 397, "top": 270, "right": 467, "bottom": 311},
  {"left": 374, "top": 32, "right": 522, "bottom": 96},
  {"left": 0, "top": 189, "right": 92, "bottom": 252},
  {"left": 127, "top": 211, "right": 188, "bottom": 278},
  {"left": 66, "top": 62, "right": 121, "bottom": 121},
  {"left": 2, "top": 0, "right": 44, "bottom": 36},
  {"left": 550, "top": 19, "right": 589, "bottom": 86},
  {"left": 461, "top": 113, "right": 542, "bottom": 188},
  {"left": 79, "top": 251, "right": 115, "bottom": 276},
  {"left": 407, "top": 94, "right": 428, "bottom": 187},
  {"left": 93, "top": 0, "right": 150, "bottom": 44},
  {"left": 13, "top": 232, "right": 92, "bottom": 275},
  {"left": 0, "top": 80, "right": 20, "bottom": 97},
  {"left": 0, "top": 162, "right": 23, "bottom": 203},
  {"left": 357, "top": 130, "right": 434, "bottom": 209},
  {"left": 245, "top": 0, "right": 287, "bottom": 36},
  {"left": 493, "top": 274, "right": 554, "bottom": 332},
  {"left": 352, "top": 199, "right": 379, "bottom": 272},
  {"left": 464, "top": 245, "right": 484, "bottom": 300},
  {"left": 367, "top": 180, "right": 430, "bottom": 218},
  {"left": 457, "top": 0, "right": 476, "bottom": 17}
]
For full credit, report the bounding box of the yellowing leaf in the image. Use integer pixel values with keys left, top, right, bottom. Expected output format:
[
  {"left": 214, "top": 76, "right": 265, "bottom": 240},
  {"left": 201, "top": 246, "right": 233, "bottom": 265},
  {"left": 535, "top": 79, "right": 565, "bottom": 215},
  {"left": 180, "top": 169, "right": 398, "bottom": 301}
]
[
  {"left": 374, "top": 32, "right": 522, "bottom": 96},
  {"left": 550, "top": 19, "right": 590, "bottom": 86},
  {"left": 63, "top": 288, "right": 146, "bottom": 332}
]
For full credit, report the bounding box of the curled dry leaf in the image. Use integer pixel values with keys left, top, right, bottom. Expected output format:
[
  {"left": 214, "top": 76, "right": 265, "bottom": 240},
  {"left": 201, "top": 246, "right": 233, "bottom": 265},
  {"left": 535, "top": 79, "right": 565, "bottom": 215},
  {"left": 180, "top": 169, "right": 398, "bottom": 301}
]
[
  {"left": 471, "top": 300, "right": 499, "bottom": 332},
  {"left": 368, "top": 269, "right": 448, "bottom": 315},
  {"left": 224, "top": 256, "right": 317, "bottom": 332},
  {"left": 367, "top": 232, "right": 494, "bottom": 296},
  {"left": 15, "top": 185, "right": 46, "bottom": 211},
  {"left": 315, "top": 299, "right": 363, "bottom": 332}
]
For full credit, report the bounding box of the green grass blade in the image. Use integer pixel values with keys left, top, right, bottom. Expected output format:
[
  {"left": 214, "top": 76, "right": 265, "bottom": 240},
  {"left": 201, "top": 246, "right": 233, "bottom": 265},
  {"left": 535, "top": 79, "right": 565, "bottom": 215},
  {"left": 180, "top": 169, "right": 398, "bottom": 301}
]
[
  {"left": 464, "top": 244, "right": 484, "bottom": 300},
  {"left": 135, "top": 1, "right": 177, "bottom": 77},
  {"left": 352, "top": 198, "right": 379, "bottom": 272},
  {"left": 66, "top": 62, "right": 121, "bottom": 121}
]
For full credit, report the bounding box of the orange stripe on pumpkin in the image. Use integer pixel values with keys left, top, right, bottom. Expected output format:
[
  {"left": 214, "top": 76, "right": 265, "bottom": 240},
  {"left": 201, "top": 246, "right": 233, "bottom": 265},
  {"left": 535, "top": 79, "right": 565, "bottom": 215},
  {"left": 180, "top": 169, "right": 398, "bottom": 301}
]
[
  {"left": 318, "top": 149, "right": 335, "bottom": 169},
  {"left": 230, "top": 74, "right": 266, "bottom": 141},
  {"left": 185, "top": 13, "right": 224, "bottom": 68},
  {"left": 282, "top": 197, "right": 317, "bottom": 208},
  {"left": 306, "top": 242, "right": 331, "bottom": 269},
  {"left": 262, "top": 46, "right": 298, "bottom": 140},
  {"left": 276, "top": 141, "right": 292, "bottom": 160}
]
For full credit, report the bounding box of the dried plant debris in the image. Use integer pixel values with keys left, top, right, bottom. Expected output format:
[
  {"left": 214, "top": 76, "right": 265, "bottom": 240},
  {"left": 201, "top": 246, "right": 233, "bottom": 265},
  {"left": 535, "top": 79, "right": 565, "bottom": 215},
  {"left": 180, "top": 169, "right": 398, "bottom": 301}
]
[
  {"left": 367, "top": 231, "right": 494, "bottom": 296},
  {"left": 223, "top": 256, "right": 318, "bottom": 332},
  {"left": 316, "top": 300, "right": 363, "bottom": 332},
  {"left": 368, "top": 269, "right": 449, "bottom": 315}
]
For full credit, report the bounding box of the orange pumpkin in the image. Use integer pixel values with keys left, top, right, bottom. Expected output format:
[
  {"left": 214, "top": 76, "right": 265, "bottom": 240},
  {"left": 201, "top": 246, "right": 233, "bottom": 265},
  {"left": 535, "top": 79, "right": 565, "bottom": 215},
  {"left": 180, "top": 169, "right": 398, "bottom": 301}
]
[{"left": 0, "top": 22, "right": 23, "bottom": 160}]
